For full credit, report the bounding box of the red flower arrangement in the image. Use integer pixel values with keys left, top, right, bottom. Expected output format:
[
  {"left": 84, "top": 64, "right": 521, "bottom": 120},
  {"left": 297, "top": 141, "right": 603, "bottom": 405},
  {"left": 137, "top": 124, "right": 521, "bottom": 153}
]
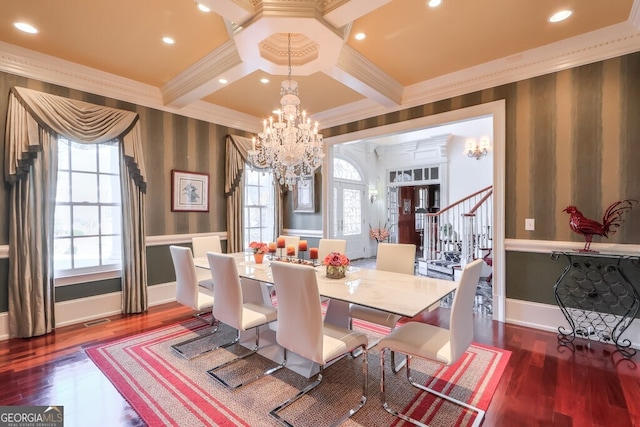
[
  {"left": 323, "top": 251, "right": 350, "bottom": 267},
  {"left": 369, "top": 222, "right": 390, "bottom": 243},
  {"left": 323, "top": 251, "right": 349, "bottom": 279},
  {"left": 249, "top": 241, "right": 268, "bottom": 254}
]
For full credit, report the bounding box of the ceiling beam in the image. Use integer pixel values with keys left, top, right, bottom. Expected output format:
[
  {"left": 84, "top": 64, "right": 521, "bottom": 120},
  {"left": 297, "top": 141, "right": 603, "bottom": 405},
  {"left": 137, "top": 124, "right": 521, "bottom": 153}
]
[
  {"left": 330, "top": 44, "right": 403, "bottom": 107},
  {"left": 161, "top": 40, "right": 250, "bottom": 108}
]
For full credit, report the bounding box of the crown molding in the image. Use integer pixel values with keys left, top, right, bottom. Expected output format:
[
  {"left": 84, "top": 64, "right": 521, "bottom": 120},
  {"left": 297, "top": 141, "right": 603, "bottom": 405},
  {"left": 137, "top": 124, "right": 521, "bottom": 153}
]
[
  {"left": 177, "top": 100, "right": 262, "bottom": 133},
  {"left": 1, "top": 17, "right": 640, "bottom": 134},
  {"left": 0, "top": 41, "right": 162, "bottom": 108},
  {"left": 314, "top": 98, "right": 386, "bottom": 128},
  {"left": 0, "top": 41, "right": 259, "bottom": 131},
  {"left": 319, "top": 22, "right": 640, "bottom": 128},
  {"left": 400, "top": 22, "right": 640, "bottom": 111}
]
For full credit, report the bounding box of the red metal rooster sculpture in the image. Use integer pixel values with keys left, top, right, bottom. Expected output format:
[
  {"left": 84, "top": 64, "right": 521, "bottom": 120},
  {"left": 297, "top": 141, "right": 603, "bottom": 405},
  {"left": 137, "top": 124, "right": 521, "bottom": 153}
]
[{"left": 563, "top": 199, "right": 637, "bottom": 252}]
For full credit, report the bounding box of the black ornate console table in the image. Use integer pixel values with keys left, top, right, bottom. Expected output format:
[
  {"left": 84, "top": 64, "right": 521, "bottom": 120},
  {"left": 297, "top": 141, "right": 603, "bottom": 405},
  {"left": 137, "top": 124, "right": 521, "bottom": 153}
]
[{"left": 551, "top": 251, "right": 640, "bottom": 358}]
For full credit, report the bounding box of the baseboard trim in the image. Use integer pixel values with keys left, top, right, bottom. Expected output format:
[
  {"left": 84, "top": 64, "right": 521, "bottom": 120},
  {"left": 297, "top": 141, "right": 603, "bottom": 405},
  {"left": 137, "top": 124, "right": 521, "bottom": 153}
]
[
  {"left": 0, "top": 282, "right": 177, "bottom": 341},
  {"left": 3, "top": 289, "right": 638, "bottom": 352},
  {"left": 0, "top": 312, "right": 7, "bottom": 341},
  {"left": 505, "top": 298, "right": 640, "bottom": 350}
]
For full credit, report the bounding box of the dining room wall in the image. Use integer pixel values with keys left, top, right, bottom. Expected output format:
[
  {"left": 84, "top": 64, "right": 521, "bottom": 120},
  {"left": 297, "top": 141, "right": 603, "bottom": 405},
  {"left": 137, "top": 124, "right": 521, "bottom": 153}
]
[
  {"left": 323, "top": 51, "right": 640, "bottom": 305},
  {"left": 0, "top": 70, "right": 245, "bottom": 312},
  {"left": 1, "top": 50, "right": 639, "bottom": 322}
]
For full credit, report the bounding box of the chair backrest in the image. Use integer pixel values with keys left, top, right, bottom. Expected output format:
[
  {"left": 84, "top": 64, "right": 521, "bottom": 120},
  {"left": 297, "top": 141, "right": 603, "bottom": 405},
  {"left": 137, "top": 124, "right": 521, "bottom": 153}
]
[
  {"left": 192, "top": 235, "right": 222, "bottom": 258},
  {"left": 449, "top": 258, "right": 483, "bottom": 362},
  {"left": 207, "top": 252, "right": 244, "bottom": 330},
  {"left": 270, "top": 261, "right": 325, "bottom": 364},
  {"left": 280, "top": 235, "right": 301, "bottom": 256},
  {"left": 376, "top": 243, "right": 416, "bottom": 275},
  {"left": 170, "top": 245, "right": 199, "bottom": 310},
  {"left": 317, "top": 238, "right": 347, "bottom": 260}
]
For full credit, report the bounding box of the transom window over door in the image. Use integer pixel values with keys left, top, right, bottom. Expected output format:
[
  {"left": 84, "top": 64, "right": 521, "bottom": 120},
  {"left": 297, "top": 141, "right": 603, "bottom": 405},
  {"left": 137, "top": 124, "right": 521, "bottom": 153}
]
[{"left": 54, "top": 138, "right": 122, "bottom": 276}]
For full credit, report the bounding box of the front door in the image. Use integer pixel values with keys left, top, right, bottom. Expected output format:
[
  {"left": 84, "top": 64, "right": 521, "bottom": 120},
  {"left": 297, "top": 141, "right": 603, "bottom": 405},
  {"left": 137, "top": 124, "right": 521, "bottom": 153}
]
[{"left": 332, "top": 181, "right": 365, "bottom": 260}]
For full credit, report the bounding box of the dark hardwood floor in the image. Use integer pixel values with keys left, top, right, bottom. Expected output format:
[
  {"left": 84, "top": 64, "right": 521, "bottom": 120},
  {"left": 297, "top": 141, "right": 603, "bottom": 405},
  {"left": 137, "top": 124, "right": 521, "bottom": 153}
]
[{"left": 1, "top": 302, "right": 639, "bottom": 426}]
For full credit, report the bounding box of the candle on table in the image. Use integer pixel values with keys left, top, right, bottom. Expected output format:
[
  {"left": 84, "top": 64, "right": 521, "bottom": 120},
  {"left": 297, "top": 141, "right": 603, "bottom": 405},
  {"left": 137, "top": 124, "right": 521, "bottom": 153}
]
[
  {"left": 268, "top": 242, "right": 277, "bottom": 253},
  {"left": 286, "top": 245, "right": 295, "bottom": 256},
  {"left": 298, "top": 240, "right": 308, "bottom": 251},
  {"left": 309, "top": 248, "right": 318, "bottom": 260},
  {"left": 277, "top": 237, "right": 286, "bottom": 248}
]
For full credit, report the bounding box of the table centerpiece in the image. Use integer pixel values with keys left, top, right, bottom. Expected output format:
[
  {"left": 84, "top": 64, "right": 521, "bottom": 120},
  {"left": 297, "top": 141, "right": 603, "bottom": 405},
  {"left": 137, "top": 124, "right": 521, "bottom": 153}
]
[
  {"left": 249, "top": 241, "right": 268, "bottom": 264},
  {"left": 323, "top": 251, "right": 350, "bottom": 279}
]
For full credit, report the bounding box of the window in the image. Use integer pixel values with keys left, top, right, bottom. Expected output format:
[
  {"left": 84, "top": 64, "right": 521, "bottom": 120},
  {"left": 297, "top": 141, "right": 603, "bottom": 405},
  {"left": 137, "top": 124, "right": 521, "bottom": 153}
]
[
  {"left": 243, "top": 167, "right": 275, "bottom": 248},
  {"left": 54, "top": 138, "right": 122, "bottom": 277},
  {"left": 389, "top": 165, "right": 440, "bottom": 183},
  {"left": 334, "top": 158, "right": 362, "bottom": 181}
]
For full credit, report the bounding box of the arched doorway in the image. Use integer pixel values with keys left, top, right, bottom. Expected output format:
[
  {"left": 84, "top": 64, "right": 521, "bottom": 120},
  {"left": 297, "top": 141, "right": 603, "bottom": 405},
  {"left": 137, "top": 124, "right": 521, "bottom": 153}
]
[{"left": 329, "top": 156, "right": 367, "bottom": 260}]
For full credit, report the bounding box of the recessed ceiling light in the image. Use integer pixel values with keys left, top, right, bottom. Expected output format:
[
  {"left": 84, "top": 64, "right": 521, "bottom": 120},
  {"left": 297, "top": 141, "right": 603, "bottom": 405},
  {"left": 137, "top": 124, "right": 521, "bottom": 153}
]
[
  {"left": 14, "top": 22, "right": 38, "bottom": 34},
  {"left": 162, "top": 37, "right": 175, "bottom": 45},
  {"left": 549, "top": 10, "right": 572, "bottom": 23},
  {"left": 260, "top": 78, "right": 269, "bottom": 84},
  {"left": 427, "top": 0, "right": 442, "bottom": 8},
  {"left": 218, "top": 78, "right": 228, "bottom": 84},
  {"left": 355, "top": 32, "right": 366, "bottom": 41},
  {"left": 197, "top": 3, "right": 210, "bottom": 12}
]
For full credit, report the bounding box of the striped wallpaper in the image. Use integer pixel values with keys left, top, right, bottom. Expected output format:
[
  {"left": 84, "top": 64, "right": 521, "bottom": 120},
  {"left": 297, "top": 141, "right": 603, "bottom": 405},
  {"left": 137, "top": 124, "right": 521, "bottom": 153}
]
[
  {"left": 0, "top": 52, "right": 639, "bottom": 311},
  {"left": 0, "top": 71, "right": 251, "bottom": 244},
  {"left": 324, "top": 52, "right": 640, "bottom": 246}
]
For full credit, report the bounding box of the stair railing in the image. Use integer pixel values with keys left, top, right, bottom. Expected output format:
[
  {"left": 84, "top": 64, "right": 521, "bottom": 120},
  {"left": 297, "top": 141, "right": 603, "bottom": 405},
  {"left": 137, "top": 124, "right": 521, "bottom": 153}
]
[{"left": 423, "top": 185, "right": 493, "bottom": 265}]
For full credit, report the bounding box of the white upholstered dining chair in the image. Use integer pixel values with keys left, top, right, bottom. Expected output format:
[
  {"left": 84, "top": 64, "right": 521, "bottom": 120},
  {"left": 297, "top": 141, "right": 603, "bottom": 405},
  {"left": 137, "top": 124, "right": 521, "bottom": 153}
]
[
  {"left": 192, "top": 235, "right": 222, "bottom": 258},
  {"left": 317, "top": 238, "right": 347, "bottom": 260},
  {"left": 349, "top": 242, "right": 416, "bottom": 372},
  {"left": 205, "top": 252, "right": 283, "bottom": 390},
  {"left": 379, "top": 258, "right": 484, "bottom": 427},
  {"left": 269, "top": 261, "right": 369, "bottom": 426},
  {"left": 169, "top": 245, "right": 218, "bottom": 359}
]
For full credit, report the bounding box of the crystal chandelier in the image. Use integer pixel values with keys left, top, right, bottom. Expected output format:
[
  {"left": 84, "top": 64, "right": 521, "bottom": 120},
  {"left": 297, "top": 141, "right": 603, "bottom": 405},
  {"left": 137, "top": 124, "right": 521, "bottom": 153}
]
[{"left": 248, "top": 33, "right": 324, "bottom": 190}]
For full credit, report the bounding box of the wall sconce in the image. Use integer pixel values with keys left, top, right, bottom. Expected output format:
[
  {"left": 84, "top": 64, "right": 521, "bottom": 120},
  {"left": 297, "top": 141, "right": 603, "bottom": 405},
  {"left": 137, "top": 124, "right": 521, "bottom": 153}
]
[
  {"left": 369, "top": 188, "right": 378, "bottom": 203},
  {"left": 466, "top": 136, "right": 491, "bottom": 160}
]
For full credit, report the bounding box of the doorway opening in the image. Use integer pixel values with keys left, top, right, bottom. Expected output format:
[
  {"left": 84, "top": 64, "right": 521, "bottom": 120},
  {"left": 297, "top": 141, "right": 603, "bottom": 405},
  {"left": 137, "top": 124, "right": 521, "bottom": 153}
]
[{"left": 323, "top": 100, "right": 506, "bottom": 323}]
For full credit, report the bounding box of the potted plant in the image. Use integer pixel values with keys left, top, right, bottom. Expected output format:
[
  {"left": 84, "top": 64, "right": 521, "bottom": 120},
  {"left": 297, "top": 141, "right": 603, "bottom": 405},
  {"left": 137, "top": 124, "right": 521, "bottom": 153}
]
[{"left": 249, "top": 241, "right": 268, "bottom": 264}]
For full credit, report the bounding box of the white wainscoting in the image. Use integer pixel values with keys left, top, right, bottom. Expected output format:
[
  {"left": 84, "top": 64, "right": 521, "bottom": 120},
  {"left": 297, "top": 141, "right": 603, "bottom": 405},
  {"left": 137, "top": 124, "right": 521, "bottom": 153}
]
[{"left": 1, "top": 236, "right": 639, "bottom": 350}]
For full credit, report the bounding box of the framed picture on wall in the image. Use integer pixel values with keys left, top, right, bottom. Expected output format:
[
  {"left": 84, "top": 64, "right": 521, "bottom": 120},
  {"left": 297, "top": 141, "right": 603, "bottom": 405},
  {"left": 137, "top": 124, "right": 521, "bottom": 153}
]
[
  {"left": 293, "top": 175, "right": 315, "bottom": 213},
  {"left": 171, "top": 170, "right": 210, "bottom": 212}
]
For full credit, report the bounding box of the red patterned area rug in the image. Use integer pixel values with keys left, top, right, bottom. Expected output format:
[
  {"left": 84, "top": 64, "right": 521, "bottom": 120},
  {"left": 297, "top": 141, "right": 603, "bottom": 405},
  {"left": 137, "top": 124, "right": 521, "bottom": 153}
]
[{"left": 86, "top": 317, "right": 510, "bottom": 426}]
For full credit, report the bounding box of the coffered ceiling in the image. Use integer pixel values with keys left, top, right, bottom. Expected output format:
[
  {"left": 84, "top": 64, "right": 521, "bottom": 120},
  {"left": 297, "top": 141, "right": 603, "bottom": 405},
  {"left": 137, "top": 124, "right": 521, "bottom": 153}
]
[{"left": 1, "top": 0, "right": 639, "bottom": 132}]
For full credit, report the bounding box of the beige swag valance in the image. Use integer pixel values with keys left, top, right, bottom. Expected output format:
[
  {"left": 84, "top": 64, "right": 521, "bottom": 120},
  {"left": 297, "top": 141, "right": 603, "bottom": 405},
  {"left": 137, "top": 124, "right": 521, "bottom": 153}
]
[{"left": 5, "top": 86, "right": 146, "bottom": 192}]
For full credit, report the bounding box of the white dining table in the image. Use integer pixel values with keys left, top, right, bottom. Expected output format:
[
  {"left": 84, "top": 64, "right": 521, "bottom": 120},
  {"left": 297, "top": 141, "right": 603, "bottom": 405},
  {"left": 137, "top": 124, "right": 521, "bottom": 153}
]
[{"left": 194, "top": 252, "right": 458, "bottom": 376}]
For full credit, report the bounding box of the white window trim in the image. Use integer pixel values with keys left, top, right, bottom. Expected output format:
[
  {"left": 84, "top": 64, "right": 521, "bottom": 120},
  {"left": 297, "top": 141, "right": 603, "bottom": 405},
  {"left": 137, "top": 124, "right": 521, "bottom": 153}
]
[{"left": 54, "top": 266, "right": 122, "bottom": 287}]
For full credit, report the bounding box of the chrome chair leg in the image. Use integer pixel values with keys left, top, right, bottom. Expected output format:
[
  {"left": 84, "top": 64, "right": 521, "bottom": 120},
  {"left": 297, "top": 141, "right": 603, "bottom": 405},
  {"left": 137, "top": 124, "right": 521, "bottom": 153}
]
[
  {"left": 193, "top": 310, "right": 216, "bottom": 326},
  {"left": 170, "top": 314, "right": 220, "bottom": 360},
  {"left": 270, "top": 344, "right": 368, "bottom": 427},
  {"left": 207, "top": 327, "right": 285, "bottom": 390},
  {"left": 380, "top": 349, "right": 485, "bottom": 427},
  {"left": 349, "top": 322, "right": 405, "bottom": 372}
]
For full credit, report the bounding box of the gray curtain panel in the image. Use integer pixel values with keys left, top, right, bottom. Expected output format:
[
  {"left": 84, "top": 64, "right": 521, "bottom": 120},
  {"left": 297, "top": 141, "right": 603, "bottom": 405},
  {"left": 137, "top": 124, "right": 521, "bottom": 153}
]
[
  {"left": 4, "top": 87, "right": 148, "bottom": 337},
  {"left": 225, "top": 135, "right": 283, "bottom": 253}
]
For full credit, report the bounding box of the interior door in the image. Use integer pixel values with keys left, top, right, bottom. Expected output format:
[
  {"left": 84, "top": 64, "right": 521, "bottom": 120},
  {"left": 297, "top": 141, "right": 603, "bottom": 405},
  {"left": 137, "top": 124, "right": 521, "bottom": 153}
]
[{"left": 331, "top": 181, "right": 365, "bottom": 260}]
